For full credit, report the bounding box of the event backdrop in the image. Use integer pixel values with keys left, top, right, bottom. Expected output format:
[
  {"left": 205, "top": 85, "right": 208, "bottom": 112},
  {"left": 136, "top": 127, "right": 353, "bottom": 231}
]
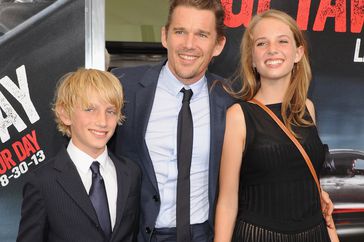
[
  {"left": 0, "top": 0, "right": 363, "bottom": 241},
  {"left": 0, "top": 1, "right": 84, "bottom": 241}
]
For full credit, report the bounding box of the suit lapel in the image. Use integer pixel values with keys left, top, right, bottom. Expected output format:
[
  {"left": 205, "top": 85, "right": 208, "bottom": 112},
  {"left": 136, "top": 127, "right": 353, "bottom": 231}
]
[
  {"left": 206, "top": 73, "right": 231, "bottom": 219},
  {"left": 111, "top": 154, "right": 131, "bottom": 232},
  {"left": 53, "top": 149, "right": 99, "bottom": 226},
  {"left": 133, "top": 63, "right": 164, "bottom": 191}
]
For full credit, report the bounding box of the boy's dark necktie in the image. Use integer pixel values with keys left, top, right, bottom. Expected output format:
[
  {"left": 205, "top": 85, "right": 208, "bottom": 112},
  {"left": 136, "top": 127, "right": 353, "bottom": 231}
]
[
  {"left": 176, "top": 88, "right": 193, "bottom": 242},
  {"left": 89, "top": 161, "right": 112, "bottom": 239}
]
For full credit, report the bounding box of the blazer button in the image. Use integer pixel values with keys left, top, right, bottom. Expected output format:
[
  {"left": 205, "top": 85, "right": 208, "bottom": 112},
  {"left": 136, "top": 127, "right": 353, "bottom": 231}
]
[
  {"left": 146, "top": 227, "right": 152, "bottom": 234},
  {"left": 153, "top": 195, "right": 159, "bottom": 202}
]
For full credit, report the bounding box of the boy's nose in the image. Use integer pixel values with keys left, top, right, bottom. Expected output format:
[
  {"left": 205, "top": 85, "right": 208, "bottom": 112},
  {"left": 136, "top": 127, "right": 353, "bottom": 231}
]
[{"left": 96, "top": 112, "right": 107, "bottom": 127}]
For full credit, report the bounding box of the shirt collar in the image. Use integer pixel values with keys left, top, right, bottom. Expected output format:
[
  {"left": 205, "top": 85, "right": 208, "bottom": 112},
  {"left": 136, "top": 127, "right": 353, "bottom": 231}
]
[
  {"left": 160, "top": 62, "right": 207, "bottom": 99},
  {"left": 67, "top": 139, "right": 109, "bottom": 173}
]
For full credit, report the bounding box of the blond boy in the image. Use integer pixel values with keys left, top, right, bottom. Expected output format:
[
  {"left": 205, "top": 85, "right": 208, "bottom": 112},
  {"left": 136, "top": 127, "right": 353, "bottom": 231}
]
[{"left": 17, "top": 69, "right": 141, "bottom": 242}]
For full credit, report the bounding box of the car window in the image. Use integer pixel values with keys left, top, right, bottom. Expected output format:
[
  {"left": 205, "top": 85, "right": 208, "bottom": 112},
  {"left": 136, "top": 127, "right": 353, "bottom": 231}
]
[
  {"left": 353, "top": 159, "right": 364, "bottom": 175},
  {"left": 322, "top": 157, "right": 355, "bottom": 177}
]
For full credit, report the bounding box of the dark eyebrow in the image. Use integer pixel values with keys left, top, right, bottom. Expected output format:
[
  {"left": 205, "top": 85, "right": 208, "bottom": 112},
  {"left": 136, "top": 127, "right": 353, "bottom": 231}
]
[
  {"left": 172, "top": 27, "right": 211, "bottom": 36},
  {"left": 197, "top": 29, "right": 211, "bottom": 36},
  {"left": 172, "top": 27, "right": 186, "bottom": 32}
]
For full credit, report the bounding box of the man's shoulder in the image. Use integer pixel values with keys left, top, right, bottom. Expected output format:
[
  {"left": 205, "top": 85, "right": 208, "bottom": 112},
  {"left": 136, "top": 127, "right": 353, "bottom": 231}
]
[
  {"left": 111, "top": 62, "right": 163, "bottom": 81},
  {"left": 206, "top": 72, "right": 236, "bottom": 104},
  {"left": 206, "top": 71, "right": 224, "bottom": 81},
  {"left": 111, "top": 64, "right": 150, "bottom": 76}
]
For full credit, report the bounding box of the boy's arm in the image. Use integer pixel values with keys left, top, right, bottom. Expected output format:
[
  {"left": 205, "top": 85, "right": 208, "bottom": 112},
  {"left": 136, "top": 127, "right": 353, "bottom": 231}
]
[{"left": 17, "top": 178, "right": 48, "bottom": 242}]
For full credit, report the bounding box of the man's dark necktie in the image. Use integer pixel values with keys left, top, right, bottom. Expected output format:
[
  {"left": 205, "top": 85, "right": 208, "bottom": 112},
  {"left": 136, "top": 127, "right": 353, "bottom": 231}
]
[
  {"left": 89, "top": 161, "right": 112, "bottom": 240},
  {"left": 176, "top": 88, "right": 193, "bottom": 242}
]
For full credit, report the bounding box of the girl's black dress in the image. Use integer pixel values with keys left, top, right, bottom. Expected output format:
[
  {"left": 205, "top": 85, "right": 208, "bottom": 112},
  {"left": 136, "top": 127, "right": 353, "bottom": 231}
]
[{"left": 232, "top": 102, "right": 330, "bottom": 242}]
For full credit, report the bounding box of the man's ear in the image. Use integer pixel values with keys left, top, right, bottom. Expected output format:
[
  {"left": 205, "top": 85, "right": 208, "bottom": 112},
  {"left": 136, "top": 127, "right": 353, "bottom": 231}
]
[
  {"left": 161, "top": 26, "right": 168, "bottom": 49},
  {"left": 212, "top": 36, "right": 226, "bottom": 57}
]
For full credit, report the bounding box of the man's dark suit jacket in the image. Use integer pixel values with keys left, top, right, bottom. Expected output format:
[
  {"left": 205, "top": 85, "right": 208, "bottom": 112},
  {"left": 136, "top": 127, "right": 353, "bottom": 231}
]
[
  {"left": 110, "top": 62, "right": 235, "bottom": 241},
  {"left": 17, "top": 147, "right": 141, "bottom": 242}
]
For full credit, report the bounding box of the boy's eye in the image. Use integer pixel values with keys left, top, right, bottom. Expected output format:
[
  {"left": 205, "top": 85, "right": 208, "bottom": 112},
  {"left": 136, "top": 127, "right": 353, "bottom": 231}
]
[
  {"left": 84, "top": 107, "right": 94, "bottom": 112},
  {"left": 107, "top": 110, "right": 117, "bottom": 115},
  {"left": 279, "top": 39, "right": 289, "bottom": 44},
  {"left": 175, "top": 30, "right": 184, "bottom": 35}
]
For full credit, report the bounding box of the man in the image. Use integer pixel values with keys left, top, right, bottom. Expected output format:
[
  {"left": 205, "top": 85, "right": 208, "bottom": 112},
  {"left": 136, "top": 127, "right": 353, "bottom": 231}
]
[{"left": 110, "top": 1, "right": 232, "bottom": 241}]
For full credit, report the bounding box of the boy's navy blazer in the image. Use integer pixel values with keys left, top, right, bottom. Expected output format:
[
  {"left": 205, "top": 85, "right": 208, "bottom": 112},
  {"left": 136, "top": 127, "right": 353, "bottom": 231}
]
[
  {"left": 17, "top": 147, "right": 141, "bottom": 242},
  {"left": 110, "top": 61, "right": 235, "bottom": 241}
]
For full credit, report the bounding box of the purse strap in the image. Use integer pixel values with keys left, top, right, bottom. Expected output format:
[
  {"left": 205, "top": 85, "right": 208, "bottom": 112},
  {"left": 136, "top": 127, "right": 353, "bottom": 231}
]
[{"left": 249, "top": 98, "right": 321, "bottom": 195}]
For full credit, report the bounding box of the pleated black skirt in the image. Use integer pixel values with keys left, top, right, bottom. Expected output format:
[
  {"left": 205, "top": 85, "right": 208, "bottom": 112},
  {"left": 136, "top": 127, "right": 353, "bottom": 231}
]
[{"left": 232, "top": 220, "right": 331, "bottom": 242}]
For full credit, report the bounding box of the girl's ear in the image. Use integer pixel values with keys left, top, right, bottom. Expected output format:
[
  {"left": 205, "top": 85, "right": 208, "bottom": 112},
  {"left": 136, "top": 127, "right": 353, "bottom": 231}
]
[{"left": 294, "top": 45, "right": 304, "bottom": 63}]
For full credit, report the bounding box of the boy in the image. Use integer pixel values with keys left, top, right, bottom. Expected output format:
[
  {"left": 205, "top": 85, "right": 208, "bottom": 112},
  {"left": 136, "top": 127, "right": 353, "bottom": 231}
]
[{"left": 17, "top": 68, "right": 141, "bottom": 242}]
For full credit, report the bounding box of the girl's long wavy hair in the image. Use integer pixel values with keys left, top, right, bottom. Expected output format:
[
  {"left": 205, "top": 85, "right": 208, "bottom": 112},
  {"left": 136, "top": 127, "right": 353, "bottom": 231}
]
[{"left": 234, "top": 9, "right": 313, "bottom": 137}]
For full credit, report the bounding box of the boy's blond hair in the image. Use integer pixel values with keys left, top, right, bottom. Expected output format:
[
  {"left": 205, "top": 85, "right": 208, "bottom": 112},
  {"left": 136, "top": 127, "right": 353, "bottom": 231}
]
[{"left": 53, "top": 68, "right": 125, "bottom": 137}]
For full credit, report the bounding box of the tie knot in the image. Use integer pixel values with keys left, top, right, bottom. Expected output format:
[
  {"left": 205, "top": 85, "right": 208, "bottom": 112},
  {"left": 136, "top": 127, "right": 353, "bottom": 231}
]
[
  {"left": 181, "top": 88, "right": 193, "bottom": 103},
  {"left": 90, "top": 161, "right": 101, "bottom": 175}
]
